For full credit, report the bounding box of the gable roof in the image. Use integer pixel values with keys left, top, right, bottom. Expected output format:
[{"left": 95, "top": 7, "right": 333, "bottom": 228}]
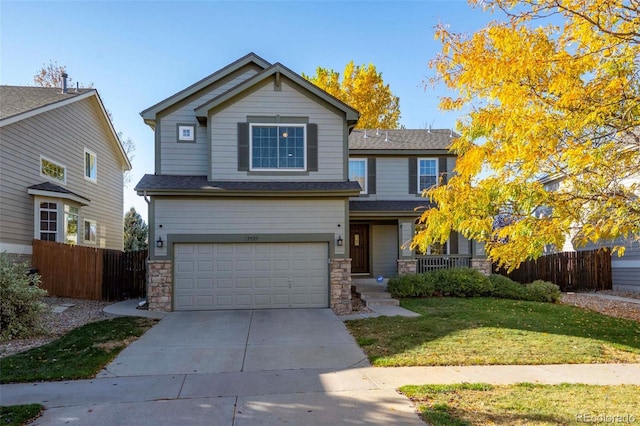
[
  {"left": 349, "top": 129, "right": 458, "bottom": 153},
  {"left": 193, "top": 62, "right": 360, "bottom": 125},
  {"left": 0, "top": 85, "right": 131, "bottom": 170},
  {"left": 140, "top": 52, "right": 271, "bottom": 124}
]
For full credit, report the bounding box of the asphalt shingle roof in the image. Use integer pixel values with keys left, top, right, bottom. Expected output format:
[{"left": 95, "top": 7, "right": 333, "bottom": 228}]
[
  {"left": 28, "top": 182, "right": 91, "bottom": 203},
  {"left": 0, "top": 86, "right": 92, "bottom": 121},
  {"left": 349, "top": 200, "right": 434, "bottom": 212},
  {"left": 135, "top": 174, "right": 362, "bottom": 193},
  {"left": 349, "top": 129, "right": 458, "bottom": 151}
]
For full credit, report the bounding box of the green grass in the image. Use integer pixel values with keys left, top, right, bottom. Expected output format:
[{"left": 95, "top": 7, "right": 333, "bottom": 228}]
[
  {"left": 345, "top": 298, "right": 640, "bottom": 366},
  {"left": 0, "top": 404, "right": 44, "bottom": 425},
  {"left": 0, "top": 317, "right": 156, "bottom": 384},
  {"left": 399, "top": 383, "right": 640, "bottom": 425}
]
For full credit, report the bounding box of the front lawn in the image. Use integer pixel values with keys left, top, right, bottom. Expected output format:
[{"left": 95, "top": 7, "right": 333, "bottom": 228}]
[
  {"left": 345, "top": 298, "right": 640, "bottom": 366},
  {"left": 0, "top": 317, "right": 156, "bottom": 383},
  {"left": 400, "top": 383, "right": 640, "bottom": 425},
  {"left": 0, "top": 404, "right": 44, "bottom": 425}
]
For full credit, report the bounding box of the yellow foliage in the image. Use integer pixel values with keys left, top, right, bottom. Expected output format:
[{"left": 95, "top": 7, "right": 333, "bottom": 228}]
[
  {"left": 303, "top": 61, "right": 401, "bottom": 129},
  {"left": 418, "top": 0, "right": 640, "bottom": 270}
]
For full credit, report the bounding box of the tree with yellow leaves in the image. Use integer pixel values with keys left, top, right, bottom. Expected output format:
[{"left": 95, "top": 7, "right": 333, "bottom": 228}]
[
  {"left": 304, "top": 61, "right": 401, "bottom": 129},
  {"left": 414, "top": 0, "right": 640, "bottom": 270}
]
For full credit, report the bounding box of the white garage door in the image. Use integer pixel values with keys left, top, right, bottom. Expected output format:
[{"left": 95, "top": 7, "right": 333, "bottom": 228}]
[{"left": 174, "top": 242, "right": 329, "bottom": 310}]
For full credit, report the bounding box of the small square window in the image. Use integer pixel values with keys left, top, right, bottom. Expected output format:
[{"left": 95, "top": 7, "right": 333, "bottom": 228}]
[
  {"left": 177, "top": 124, "right": 196, "bottom": 142},
  {"left": 84, "top": 149, "right": 97, "bottom": 181}
]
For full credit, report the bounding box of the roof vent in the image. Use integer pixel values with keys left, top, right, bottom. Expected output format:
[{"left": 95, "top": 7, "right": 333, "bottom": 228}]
[
  {"left": 61, "top": 73, "right": 68, "bottom": 94},
  {"left": 450, "top": 128, "right": 454, "bottom": 138},
  {"left": 428, "top": 125, "right": 432, "bottom": 133},
  {"left": 385, "top": 131, "right": 389, "bottom": 142},
  {"left": 376, "top": 129, "right": 379, "bottom": 136},
  {"left": 364, "top": 129, "right": 368, "bottom": 138}
]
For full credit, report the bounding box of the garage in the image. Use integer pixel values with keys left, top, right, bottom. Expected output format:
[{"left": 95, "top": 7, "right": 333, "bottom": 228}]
[{"left": 174, "top": 242, "right": 329, "bottom": 310}]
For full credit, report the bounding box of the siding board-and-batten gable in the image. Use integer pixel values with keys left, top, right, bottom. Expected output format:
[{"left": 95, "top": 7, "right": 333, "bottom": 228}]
[{"left": 0, "top": 96, "right": 126, "bottom": 251}]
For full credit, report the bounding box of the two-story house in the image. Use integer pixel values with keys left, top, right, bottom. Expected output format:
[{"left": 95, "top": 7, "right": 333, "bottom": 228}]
[
  {"left": 136, "top": 53, "right": 478, "bottom": 314},
  {"left": 0, "top": 83, "right": 131, "bottom": 261}
]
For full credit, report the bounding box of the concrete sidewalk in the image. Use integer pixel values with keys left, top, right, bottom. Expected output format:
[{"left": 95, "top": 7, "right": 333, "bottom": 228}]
[{"left": 3, "top": 364, "right": 640, "bottom": 425}]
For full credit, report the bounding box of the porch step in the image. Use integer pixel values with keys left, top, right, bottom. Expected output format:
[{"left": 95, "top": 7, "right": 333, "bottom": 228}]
[{"left": 351, "top": 279, "right": 399, "bottom": 307}]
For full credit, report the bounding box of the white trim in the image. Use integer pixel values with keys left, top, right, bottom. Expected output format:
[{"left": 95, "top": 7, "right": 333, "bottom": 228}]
[
  {"left": 40, "top": 155, "right": 67, "bottom": 184},
  {"left": 0, "top": 90, "right": 96, "bottom": 128},
  {"left": 249, "top": 123, "right": 307, "bottom": 171},
  {"left": 348, "top": 158, "right": 367, "bottom": 194},
  {"left": 27, "top": 188, "right": 90, "bottom": 206},
  {"left": 0, "top": 242, "right": 33, "bottom": 255},
  {"left": 84, "top": 148, "right": 98, "bottom": 182},
  {"left": 612, "top": 259, "right": 640, "bottom": 268},
  {"left": 418, "top": 157, "right": 439, "bottom": 192}
]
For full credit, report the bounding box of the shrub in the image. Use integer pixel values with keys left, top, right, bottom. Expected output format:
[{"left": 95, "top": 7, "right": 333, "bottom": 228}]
[
  {"left": 524, "top": 280, "right": 561, "bottom": 303},
  {"left": 489, "top": 274, "right": 526, "bottom": 300},
  {"left": 0, "top": 253, "right": 49, "bottom": 340},
  {"left": 388, "top": 274, "right": 435, "bottom": 298},
  {"left": 429, "top": 268, "right": 494, "bottom": 297}
]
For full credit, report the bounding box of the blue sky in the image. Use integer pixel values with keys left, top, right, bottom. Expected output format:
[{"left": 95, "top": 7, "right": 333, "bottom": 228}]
[{"left": 1, "top": 0, "right": 494, "bottom": 220}]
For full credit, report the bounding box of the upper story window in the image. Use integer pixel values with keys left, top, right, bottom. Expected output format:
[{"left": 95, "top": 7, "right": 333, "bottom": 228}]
[
  {"left": 84, "top": 219, "right": 97, "bottom": 244},
  {"left": 84, "top": 149, "right": 97, "bottom": 181},
  {"left": 418, "top": 158, "right": 438, "bottom": 192},
  {"left": 250, "top": 124, "right": 306, "bottom": 170},
  {"left": 349, "top": 158, "right": 367, "bottom": 194},
  {"left": 39, "top": 202, "right": 58, "bottom": 241},
  {"left": 41, "top": 157, "right": 66, "bottom": 183},
  {"left": 177, "top": 124, "right": 196, "bottom": 142}
]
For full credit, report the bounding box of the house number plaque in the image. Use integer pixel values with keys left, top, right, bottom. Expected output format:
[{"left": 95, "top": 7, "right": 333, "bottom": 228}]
[
  {"left": 354, "top": 234, "right": 360, "bottom": 246},
  {"left": 247, "top": 236, "right": 259, "bottom": 241}
]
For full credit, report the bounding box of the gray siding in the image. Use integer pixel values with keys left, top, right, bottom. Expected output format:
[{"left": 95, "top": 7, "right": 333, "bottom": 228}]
[
  {"left": 350, "top": 156, "right": 455, "bottom": 201},
  {"left": 0, "top": 96, "right": 125, "bottom": 251},
  {"left": 210, "top": 79, "right": 345, "bottom": 181},
  {"left": 612, "top": 268, "right": 640, "bottom": 292},
  {"left": 153, "top": 198, "right": 346, "bottom": 257},
  {"left": 371, "top": 224, "right": 398, "bottom": 278},
  {"left": 158, "top": 67, "right": 259, "bottom": 175}
]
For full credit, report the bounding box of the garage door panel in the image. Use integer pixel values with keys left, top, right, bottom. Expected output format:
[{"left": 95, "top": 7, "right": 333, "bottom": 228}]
[{"left": 174, "top": 242, "right": 328, "bottom": 310}]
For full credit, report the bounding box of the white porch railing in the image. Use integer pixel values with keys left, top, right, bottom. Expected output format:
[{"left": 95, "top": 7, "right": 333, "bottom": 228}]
[{"left": 416, "top": 255, "right": 472, "bottom": 274}]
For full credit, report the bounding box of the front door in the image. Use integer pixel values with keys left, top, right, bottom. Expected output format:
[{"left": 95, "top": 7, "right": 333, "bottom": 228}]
[{"left": 350, "top": 224, "right": 370, "bottom": 274}]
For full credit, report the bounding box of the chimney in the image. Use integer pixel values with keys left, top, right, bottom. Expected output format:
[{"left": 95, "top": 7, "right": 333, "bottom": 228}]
[{"left": 61, "top": 73, "right": 68, "bottom": 94}]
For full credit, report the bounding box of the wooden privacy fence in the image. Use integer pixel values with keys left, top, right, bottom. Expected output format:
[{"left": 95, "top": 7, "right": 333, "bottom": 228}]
[
  {"left": 493, "top": 249, "right": 612, "bottom": 292},
  {"left": 32, "top": 240, "right": 147, "bottom": 301}
]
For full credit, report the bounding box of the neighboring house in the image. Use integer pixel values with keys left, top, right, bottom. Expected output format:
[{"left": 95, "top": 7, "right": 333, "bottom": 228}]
[
  {"left": 0, "top": 83, "right": 131, "bottom": 261},
  {"left": 136, "top": 53, "right": 480, "bottom": 314},
  {"left": 540, "top": 176, "right": 640, "bottom": 293}
]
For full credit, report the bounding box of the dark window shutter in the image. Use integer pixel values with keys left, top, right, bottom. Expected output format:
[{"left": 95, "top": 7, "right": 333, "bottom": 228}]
[
  {"left": 408, "top": 157, "right": 417, "bottom": 194},
  {"left": 449, "top": 231, "right": 459, "bottom": 254},
  {"left": 439, "top": 157, "right": 448, "bottom": 184},
  {"left": 367, "top": 158, "right": 376, "bottom": 194},
  {"left": 238, "top": 122, "right": 249, "bottom": 171},
  {"left": 307, "top": 123, "right": 318, "bottom": 171}
]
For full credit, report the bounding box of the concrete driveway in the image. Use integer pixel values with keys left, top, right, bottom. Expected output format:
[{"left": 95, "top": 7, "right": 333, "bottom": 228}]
[{"left": 98, "top": 308, "right": 370, "bottom": 377}]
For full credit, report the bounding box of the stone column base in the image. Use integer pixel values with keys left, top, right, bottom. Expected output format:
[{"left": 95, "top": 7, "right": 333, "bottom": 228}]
[
  {"left": 330, "top": 258, "right": 352, "bottom": 315},
  {"left": 147, "top": 260, "right": 172, "bottom": 312},
  {"left": 471, "top": 258, "right": 492, "bottom": 276},
  {"left": 397, "top": 259, "right": 417, "bottom": 276}
]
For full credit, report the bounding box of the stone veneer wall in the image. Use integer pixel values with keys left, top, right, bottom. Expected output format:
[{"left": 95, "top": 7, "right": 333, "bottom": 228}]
[
  {"left": 147, "top": 260, "right": 172, "bottom": 312},
  {"left": 471, "top": 258, "right": 492, "bottom": 276},
  {"left": 330, "top": 258, "right": 352, "bottom": 315},
  {"left": 397, "top": 259, "right": 417, "bottom": 276}
]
